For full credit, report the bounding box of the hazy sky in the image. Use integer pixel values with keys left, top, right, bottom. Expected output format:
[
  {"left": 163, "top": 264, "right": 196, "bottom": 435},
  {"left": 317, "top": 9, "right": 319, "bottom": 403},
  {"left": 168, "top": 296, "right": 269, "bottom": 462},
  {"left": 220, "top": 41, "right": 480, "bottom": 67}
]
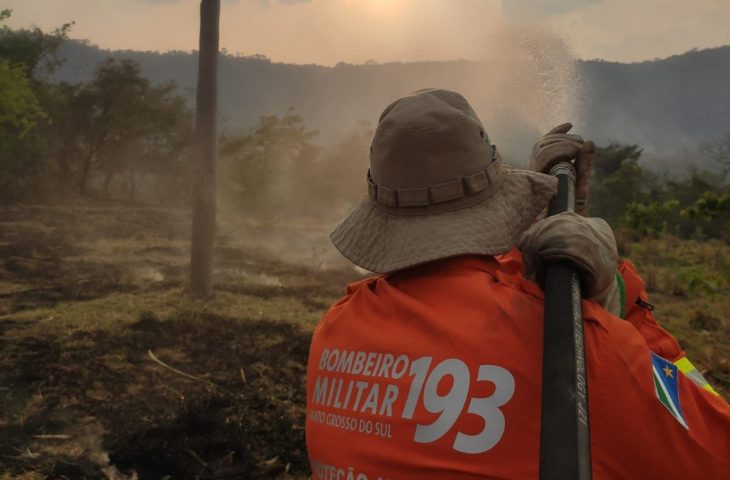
[{"left": 4, "top": 0, "right": 730, "bottom": 65}]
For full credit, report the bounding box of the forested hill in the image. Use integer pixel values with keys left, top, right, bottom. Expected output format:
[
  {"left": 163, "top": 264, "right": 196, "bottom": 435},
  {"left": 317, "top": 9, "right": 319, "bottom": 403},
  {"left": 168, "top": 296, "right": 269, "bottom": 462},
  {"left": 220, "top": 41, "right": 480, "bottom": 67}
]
[
  {"left": 53, "top": 41, "right": 730, "bottom": 169},
  {"left": 579, "top": 48, "right": 730, "bottom": 167}
]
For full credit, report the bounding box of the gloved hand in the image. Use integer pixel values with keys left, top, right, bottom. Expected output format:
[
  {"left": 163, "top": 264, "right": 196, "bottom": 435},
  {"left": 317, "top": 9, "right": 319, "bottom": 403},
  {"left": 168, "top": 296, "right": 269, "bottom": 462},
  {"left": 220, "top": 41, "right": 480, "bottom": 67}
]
[
  {"left": 529, "top": 123, "right": 594, "bottom": 216},
  {"left": 518, "top": 211, "right": 621, "bottom": 315}
]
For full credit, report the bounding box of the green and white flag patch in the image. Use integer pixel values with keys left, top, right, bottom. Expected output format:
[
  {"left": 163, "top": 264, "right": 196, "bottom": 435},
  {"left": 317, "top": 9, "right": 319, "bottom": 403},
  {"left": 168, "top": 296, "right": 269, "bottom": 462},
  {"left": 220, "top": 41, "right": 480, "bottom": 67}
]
[{"left": 652, "top": 352, "right": 688, "bottom": 430}]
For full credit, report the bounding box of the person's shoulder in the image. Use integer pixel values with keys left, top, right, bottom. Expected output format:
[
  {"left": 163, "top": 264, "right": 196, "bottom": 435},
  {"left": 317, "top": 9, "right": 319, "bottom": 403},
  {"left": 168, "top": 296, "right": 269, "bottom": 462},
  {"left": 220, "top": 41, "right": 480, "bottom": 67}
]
[
  {"left": 581, "top": 298, "right": 631, "bottom": 334},
  {"left": 320, "top": 275, "right": 379, "bottom": 315},
  {"left": 344, "top": 276, "right": 377, "bottom": 296}
]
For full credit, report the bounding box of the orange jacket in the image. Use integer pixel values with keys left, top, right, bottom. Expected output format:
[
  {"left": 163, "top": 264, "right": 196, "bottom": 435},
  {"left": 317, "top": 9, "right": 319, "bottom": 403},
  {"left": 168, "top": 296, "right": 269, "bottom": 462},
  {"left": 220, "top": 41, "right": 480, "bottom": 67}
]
[
  {"left": 496, "top": 250, "right": 684, "bottom": 357},
  {"left": 498, "top": 250, "right": 718, "bottom": 395},
  {"left": 306, "top": 254, "right": 729, "bottom": 479}
]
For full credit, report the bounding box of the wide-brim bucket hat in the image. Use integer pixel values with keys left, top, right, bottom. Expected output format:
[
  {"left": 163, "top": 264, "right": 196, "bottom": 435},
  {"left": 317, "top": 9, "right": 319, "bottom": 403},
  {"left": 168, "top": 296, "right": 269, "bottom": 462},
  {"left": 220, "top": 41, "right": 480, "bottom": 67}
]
[{"left": 331, "top": 88, "right": 558, "bottom": 273}]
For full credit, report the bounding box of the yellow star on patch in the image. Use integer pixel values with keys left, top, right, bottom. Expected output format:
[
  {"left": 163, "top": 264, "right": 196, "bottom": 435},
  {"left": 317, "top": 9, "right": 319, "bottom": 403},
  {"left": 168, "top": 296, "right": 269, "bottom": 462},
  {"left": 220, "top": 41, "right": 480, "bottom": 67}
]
[{"left": 663, "top": 366, "right": 674, "bottom": 378}]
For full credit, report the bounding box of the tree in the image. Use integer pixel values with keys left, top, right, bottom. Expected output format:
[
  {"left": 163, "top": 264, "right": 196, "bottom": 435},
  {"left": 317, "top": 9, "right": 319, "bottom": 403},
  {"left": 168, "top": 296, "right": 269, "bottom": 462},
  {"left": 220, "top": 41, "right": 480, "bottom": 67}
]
[
  {"left": 0, "top": 60, "right": 48, "bottom": 194},
  {"left": 87, "top": 59, "right": 191, "bottom": 198},
  {"left": 589, "top": 143, "right": 646, "bottom": 225},
  {"left": 588, "top": 140, "right": 730, "bottom": 240},
  {"left": 679, "top": 191, "right": 730, "bottom": 240},
  {"left": 190, "top": 0, "right": 220, "bottom": 297},
  {"left": 0, "top": 9, "right": 69, "bottom": 200},
  {"left": 624, "top": 200, "right": 680, "bottom": 237},
  {"left": 0, "top": 9, "right": 72, "bottom": 78},
  {"left": 46, "top": 58, "right": 192, "bottom": 196},
  {"left": 0, "top": 60, "right": 46, "bottom": 134},
  {"left": 0, "top": 10, "right": 192, "bottom": 202},
  {"left": 220, "top": 110, "right": 319, "bottom": 211}
]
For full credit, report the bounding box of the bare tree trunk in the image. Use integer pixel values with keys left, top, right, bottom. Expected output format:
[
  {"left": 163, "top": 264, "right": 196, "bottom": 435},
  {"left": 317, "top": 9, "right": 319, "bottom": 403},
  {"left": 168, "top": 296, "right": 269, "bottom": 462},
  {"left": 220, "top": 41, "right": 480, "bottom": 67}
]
[{"left": 190, "top": 0, "right": 220, "bottom": 297}]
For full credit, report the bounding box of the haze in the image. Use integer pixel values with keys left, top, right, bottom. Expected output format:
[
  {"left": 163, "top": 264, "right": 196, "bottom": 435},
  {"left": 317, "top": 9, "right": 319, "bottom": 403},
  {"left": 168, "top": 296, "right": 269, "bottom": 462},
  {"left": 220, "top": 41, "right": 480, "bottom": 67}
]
[{"left": 4, "top": 0, "right": 730, "bottom": 65}]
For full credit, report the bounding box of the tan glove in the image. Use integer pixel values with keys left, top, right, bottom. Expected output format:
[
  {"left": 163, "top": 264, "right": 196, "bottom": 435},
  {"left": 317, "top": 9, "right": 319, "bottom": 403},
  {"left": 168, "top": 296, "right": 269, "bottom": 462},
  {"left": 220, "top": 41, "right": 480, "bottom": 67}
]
[
  {"left": 529, "top": 123, "right": 594, "bottom": 216},
  {"left": 517, "top": 211, "right": 620, "bottom": 315}
]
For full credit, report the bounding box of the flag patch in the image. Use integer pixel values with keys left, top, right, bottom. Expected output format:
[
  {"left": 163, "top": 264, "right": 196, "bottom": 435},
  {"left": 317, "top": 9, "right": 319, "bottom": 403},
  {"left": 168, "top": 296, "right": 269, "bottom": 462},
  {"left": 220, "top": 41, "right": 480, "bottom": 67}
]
[{"left": 652, "top": 353, "right": 688, "bottom": 430}]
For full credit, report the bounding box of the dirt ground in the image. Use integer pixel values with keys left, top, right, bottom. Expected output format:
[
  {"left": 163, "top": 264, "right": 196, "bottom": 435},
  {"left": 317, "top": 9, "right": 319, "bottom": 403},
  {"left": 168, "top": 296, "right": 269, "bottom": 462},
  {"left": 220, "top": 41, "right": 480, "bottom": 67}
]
[
  {"left": 0, "top": 205, "right": 360, "bottom": 479},
  {"left": 0, "top": 205, "right": 727, "bottom": 479}
]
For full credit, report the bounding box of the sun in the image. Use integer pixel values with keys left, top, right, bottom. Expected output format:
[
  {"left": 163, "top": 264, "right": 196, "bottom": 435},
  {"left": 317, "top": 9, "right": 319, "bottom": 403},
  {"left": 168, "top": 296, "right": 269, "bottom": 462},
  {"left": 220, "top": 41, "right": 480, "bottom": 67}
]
[{"left": 362, "top": 0, "right": 399, "bottom": 16}]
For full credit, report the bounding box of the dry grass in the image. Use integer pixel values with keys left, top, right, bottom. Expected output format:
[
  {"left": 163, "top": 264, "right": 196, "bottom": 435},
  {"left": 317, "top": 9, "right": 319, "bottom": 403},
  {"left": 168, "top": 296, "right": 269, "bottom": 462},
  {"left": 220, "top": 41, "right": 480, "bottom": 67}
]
[
  {"left": 0, "top": 207, "right": 727, "bottom": 478},
  {"left": 0, "top": 205, "right": 359, "bottom": 479},
  {"left": 618, "top": 230, "right": 730, "bottom": 393}
]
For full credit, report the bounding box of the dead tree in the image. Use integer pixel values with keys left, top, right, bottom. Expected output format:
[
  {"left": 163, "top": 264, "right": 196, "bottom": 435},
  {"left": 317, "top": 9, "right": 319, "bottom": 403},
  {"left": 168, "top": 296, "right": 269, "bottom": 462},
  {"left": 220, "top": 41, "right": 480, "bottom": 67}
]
[{"left": 190, "top": 0, "right": 220, "bottom": 297}]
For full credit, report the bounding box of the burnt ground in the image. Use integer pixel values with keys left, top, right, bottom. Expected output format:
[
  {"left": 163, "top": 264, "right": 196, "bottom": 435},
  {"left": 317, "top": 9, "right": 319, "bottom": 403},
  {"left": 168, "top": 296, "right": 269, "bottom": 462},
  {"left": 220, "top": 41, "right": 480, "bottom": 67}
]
[
  {"left": 1, "top": 205, "right": 728, "bottom": 479},
  {"left": 0, "top": 205, "right": 360, "bottom": 479}
]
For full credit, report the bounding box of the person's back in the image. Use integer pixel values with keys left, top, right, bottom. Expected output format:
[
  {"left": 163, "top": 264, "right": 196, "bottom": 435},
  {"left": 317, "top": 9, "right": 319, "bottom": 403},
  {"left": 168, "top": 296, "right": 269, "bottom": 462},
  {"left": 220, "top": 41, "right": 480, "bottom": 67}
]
[
  {"left": 307, "top": 256, "right": 546, "bottom": 479},
  {"left": 305, "top": 89, "right": 730, "bottom": 479},
  {"left": 307, "top": 255, "right": 729, "bottom": 479}
]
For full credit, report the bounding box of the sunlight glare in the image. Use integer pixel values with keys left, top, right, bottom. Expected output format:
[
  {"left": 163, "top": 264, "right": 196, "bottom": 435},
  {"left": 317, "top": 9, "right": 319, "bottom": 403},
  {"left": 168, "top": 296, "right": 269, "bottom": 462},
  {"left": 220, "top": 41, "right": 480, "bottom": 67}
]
[{"left": 363, "top": 0, "right": 400, "bottom": 16}]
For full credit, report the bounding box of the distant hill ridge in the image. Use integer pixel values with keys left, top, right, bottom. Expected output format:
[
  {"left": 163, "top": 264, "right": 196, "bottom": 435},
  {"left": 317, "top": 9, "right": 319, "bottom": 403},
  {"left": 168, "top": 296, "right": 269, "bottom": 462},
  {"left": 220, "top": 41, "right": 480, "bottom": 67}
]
[{"left": 53, "top": 41, "right": 730, "bottom": 171}]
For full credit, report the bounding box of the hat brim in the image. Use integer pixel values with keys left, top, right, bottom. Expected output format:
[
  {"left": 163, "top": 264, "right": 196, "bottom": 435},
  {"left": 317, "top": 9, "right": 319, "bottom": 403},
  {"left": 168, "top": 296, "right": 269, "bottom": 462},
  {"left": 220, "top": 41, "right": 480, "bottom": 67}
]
[{"left": 330, "top": 168, "right": 558, "bottom": 273}]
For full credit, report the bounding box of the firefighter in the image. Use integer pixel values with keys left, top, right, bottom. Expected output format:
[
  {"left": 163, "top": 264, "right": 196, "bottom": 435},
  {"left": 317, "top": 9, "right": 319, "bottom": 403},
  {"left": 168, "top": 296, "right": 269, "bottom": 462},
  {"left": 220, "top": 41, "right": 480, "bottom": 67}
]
[{"left": 306, "top": 88, "right": 729, "bottom": 479}]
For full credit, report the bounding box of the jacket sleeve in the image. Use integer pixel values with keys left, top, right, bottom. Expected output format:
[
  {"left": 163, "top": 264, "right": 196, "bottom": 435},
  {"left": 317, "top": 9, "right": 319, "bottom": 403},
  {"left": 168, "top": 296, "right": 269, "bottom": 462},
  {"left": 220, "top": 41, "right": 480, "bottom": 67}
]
[
  {"left": 618, "top": 259, "right": 683, "bottom": 359},
  {"left": 585, "top": 303, "right": 730, "bottom": 479},
  {"left": 617, "top": 259, "right": 719, "bottom": 396}
]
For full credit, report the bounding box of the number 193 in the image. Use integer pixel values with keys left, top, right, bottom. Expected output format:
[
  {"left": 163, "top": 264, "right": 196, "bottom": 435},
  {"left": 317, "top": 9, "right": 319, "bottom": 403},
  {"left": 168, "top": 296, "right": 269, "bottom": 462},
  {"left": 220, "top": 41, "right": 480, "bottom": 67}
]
[{"left": 401, "top": 357, "right": 515, "bottom": 454}]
